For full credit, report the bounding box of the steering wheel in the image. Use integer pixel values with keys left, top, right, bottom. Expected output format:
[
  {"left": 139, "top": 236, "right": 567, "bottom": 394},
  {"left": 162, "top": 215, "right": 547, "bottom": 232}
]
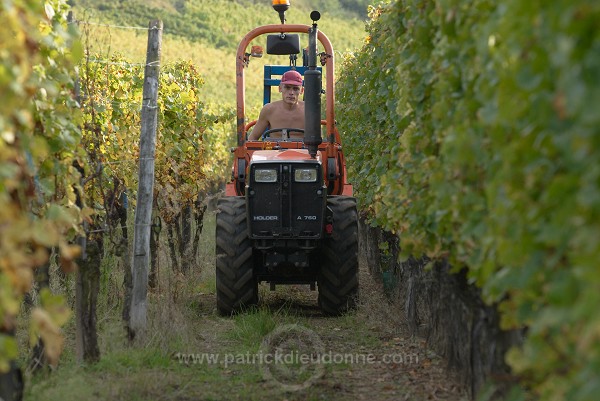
[{"left": 262, "top": 127, "right": 305, "bottom": 141}]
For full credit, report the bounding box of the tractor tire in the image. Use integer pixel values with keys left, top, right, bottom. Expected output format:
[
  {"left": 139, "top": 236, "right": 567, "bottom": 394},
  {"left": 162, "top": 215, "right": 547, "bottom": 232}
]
[
  {"left": 215, "top": 197, "right": 257, "bottom": 315},
  {"left": 318, "top": 196, "right": 359, "bottom": 315}
]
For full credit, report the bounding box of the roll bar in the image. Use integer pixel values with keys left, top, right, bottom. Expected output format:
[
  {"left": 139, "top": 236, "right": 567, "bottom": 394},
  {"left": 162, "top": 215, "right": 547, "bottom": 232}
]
[{"left": 236, "top": 24, "right": 335, "bottom": 146}]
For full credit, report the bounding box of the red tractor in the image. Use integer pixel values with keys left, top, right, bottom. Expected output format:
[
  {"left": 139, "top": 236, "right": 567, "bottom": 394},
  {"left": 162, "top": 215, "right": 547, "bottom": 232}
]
[{"left": 216, "top": 1, "right": 358, "bottom": 315}]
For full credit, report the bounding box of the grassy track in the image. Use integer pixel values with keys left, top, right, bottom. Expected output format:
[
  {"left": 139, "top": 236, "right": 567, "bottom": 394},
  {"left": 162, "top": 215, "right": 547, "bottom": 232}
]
[{"left": 23, "top": 211, "right": 466, "bottom": 401}]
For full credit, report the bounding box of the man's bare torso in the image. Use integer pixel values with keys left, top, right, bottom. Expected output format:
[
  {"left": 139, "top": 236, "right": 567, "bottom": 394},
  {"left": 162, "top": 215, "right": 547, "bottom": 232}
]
[{"left": 262, "top": 100, "right": 305, "bottom": 138}]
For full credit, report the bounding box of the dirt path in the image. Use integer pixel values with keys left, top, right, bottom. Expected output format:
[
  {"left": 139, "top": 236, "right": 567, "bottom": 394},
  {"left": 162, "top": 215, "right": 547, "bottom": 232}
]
[{"left": 180, "top": 263, "right": 467, "bottom": 401}]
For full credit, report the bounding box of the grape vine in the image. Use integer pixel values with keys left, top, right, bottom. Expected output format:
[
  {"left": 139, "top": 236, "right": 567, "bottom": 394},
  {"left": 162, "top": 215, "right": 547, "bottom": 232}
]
[
  {"left": 0, "top": 0, "right": 82, "bottom": 371},
  {"left": 1, "top": 0, "right": 234, "bottom": 376},
  {"left": 337, "top": 1, "right": 600, "bottom": 399},
  {"left": 78, "top": 52, "right": 232, "bottom": 226}
]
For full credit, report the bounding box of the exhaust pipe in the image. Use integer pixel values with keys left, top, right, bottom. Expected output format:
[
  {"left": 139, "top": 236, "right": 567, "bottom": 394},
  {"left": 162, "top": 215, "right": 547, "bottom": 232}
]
[
  {"left": 304, "top": 69, "right": 321, "bottom": 159},
  {"left": 304, "top": 12, "right": 322, "bottom": 159}
]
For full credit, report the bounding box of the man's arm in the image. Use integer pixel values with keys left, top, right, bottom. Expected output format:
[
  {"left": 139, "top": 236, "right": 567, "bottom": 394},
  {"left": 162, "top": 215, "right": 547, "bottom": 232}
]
[{"left": 247, "top": 105, "right": 271, "bottom": 140}]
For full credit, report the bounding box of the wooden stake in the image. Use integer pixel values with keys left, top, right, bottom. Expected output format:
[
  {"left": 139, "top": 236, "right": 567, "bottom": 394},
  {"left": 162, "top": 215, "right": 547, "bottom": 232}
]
[{"left": 129, "top": 19, "right": 162, "bottom": 337}]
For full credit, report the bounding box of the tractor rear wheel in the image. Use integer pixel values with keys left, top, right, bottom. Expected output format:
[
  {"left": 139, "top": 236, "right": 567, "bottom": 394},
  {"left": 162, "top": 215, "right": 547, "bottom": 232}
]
[
  {"left": 318, "top": 196, "right": 359, "bottom": 315},
  {"left": 215, "top": 197, "right": 257, "bottom": 315}
]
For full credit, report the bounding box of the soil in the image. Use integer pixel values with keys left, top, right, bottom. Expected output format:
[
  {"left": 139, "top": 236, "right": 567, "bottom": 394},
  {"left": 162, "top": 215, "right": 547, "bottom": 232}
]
[{"left": 187, "top": 263, "right": 468, "bottom": 401}]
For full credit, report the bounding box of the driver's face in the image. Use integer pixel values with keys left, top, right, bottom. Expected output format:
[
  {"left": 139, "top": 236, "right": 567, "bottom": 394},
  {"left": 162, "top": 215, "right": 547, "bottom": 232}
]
[{"left": 280, "top": 84, "right": 303, "bottom": 105}]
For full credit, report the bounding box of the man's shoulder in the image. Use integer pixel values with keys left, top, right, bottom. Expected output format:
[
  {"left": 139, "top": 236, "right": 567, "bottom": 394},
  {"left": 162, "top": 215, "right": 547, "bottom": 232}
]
[
  {"left": 266, "top": 100, "right": 285, "bottom": 108},
  {"left": 262, "top": 100, "right": 286, "bottom": 113}
]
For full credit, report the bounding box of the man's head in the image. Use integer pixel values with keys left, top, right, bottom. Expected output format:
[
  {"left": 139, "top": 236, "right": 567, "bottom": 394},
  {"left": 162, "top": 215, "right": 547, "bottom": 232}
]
[{"left": 279, "top": 70, "right": 303, "bottom": 105}]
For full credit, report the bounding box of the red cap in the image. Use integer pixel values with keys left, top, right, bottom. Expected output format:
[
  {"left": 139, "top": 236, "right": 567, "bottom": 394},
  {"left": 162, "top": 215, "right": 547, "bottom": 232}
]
[{"left": 280, "top": 70, "right": 303, "bottom": 86}]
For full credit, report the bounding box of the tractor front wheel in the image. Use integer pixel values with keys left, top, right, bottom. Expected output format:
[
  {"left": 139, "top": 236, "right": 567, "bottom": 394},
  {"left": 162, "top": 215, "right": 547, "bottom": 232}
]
[
  {"left": 318, "top": 196, "right": 359, "bottom": 315},
  {"left": 215, "top": 197, "right": 257, "bottom": 315}
]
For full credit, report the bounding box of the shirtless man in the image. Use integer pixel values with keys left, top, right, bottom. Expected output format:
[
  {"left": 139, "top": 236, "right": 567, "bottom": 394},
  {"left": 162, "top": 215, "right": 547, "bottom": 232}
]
[{"left": 247, "top": 70, "right": 305, "bottom": 140}]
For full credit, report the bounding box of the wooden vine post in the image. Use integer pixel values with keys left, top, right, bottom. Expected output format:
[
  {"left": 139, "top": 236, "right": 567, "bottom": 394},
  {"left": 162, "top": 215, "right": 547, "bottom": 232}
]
[{"left": 128, "top": 19, "right": 162, "bottom": 338}]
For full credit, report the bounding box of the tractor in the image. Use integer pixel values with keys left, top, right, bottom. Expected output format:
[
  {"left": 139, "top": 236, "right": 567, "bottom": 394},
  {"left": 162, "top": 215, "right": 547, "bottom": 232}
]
[{"left": 216, "top": 0, "right": 358, "bottom": 315}]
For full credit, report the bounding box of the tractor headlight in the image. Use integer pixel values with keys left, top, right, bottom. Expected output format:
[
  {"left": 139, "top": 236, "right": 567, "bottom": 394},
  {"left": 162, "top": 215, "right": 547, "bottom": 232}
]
[
  {"left": 294, "top": 168, "right": 317, "bottom": 182},
  {"left": 255, "top": 168, "right": 277, "bottom": 183}
]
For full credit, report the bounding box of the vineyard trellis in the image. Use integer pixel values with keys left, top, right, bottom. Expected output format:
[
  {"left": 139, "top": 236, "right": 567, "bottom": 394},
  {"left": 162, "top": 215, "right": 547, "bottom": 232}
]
[
  {"left": 74, "top": 7, "right": 234, "bottom": 350},
  {"left": 337, "top": 1, "right": 600, "bottom": 400},
  {"left": 1, "top": 1, "right": 233, "bottom": 397}
]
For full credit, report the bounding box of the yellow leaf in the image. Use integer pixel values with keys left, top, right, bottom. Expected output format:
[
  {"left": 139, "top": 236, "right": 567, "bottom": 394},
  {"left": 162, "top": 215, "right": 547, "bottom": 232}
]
[
  {"left": 59, "top": 243, "right": 81, "bottom": 261},
  {"left": 39, "top": 289, "right": 71, "bottom": 327},
  {"left": 30, "top": 308, "right": 64, "bottom": 367},
  {"left": 81, "top": 207, "right": 95, "bottom": 224},
  {"left": 31, "top": 246, "right": 49, "bottom": 267},
  {"left": 0, "top": 276, "right": 21, "bottom": 318},
  {"left": 59, "top": 243, "right": 81, "bottom": 273},
  {"left": 4, "top": 264, "right": 34, "bottom": 294},
  {"left": 31, "top": 223, "right": 59, "bottom": 247}
]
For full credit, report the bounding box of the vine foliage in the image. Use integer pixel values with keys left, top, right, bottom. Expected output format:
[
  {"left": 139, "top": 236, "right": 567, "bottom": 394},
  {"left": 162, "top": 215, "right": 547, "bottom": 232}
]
[
  {"left": 1, "top": 0, "right": 234, "bottom": 373},
  {"left": 337, "top": 1, "right": 600, "bottom": 399},
  {"left": 0, "top": 0, "right": 82, "bottom": 371},
  {"left": 78, "top": 52, "right": 232, "bottom": 225}
]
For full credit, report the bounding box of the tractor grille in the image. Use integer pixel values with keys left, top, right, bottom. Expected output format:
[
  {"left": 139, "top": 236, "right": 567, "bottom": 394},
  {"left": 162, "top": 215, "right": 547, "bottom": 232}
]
[{"left": 247, "top": 162, "right": 325, "bottom": 239}]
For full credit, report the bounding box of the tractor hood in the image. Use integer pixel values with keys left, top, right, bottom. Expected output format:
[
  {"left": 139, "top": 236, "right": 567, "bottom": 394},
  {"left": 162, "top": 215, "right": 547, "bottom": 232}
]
[{"left": 250, "top": 149, "right": 322, "bottom": 163}]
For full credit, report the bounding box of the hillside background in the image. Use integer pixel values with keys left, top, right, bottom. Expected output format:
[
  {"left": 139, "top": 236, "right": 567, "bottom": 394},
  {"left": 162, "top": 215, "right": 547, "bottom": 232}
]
[{"left": 70, "top": 0, "right": 370, "bottom": 111}]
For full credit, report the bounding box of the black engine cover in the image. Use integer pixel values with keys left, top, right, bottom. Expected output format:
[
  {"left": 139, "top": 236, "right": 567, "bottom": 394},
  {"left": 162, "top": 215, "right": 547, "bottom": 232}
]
[{"left": 247, "top": 161, "right": 326, "bottom": 240}]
